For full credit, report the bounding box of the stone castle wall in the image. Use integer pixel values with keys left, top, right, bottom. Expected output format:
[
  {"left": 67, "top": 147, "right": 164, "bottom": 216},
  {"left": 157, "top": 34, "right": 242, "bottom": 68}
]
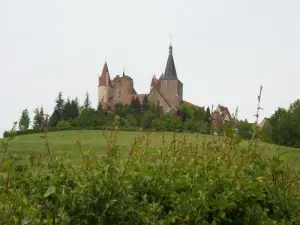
[
  {"left": 112, "top": 76, "right": 135, "bottom": 104},
  {"left": 159, "top": 80, "right": 183, "bottom": 108}
]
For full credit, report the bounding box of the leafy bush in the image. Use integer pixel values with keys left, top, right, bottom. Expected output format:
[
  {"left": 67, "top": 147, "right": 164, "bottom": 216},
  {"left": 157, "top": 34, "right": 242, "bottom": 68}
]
[
  {"left": 57, "top": 120, "right": 71, "bottom": 129},
  {"left": 1, "top": 125, "right": 300, "bottom": 224}
]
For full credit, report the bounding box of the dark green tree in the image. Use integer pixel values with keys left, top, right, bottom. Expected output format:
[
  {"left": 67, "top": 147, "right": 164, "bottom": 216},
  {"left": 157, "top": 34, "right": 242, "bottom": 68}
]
[
  {"left": 204, "top": 107, "right": 212, "bottom": 134},
  {"left": 97, "top": 102, "right": 104, "bottom": 115},
  {"left": 155, "top": 101, "right": 163, "bottom": 117},
  {"left": 130, "top": 96, "right": 141, "bottom": 114},
  {"left": 134, "top": 97, "right": 141, "bottom": 114},
  {"left": 142, "top": 95, "right": 149, "bottom": 113},
  {"left": 40, "top": 107, "right": 45, "bottom": 128},
  {"left": 49, "top": 92, "right": 65, "bottom": 126},
  {"left": 62, "top": 98, "right": 79, "bottom": 121},
  {"left": 19, "top": 109, "right": 30, "bottom": 131},
  {"left": 83, "top": 91, "right": 92, "bottom": 110},
  {"left": 205, "top": 107, "right": 211, "bottom": 124},
  {"left": 62, "top": 99, "right": 72, "bottom": 120},
  {"left": 70, "top": 98, "right": 80, "bottom": 118}
]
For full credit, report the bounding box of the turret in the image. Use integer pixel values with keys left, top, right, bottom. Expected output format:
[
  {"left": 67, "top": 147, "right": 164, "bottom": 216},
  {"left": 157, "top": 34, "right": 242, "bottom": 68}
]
[
  {"left": 112, "top": 72, "right": 137, "bottom": 105},
  {"left": 98, "top": 62, "right": 113, "bottom": 108}
]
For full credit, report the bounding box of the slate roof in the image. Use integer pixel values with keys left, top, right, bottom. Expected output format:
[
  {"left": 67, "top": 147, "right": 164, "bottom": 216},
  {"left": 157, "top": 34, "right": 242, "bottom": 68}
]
[{"left": 160, "top": 45, "right": 178, "bottom": 80}]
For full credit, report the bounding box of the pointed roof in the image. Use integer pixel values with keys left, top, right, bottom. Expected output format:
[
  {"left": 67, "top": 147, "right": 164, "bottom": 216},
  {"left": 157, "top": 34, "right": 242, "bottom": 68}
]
[
  {"left": 98, "top": 62, "right": 113, "bottom": 87},
  {"left": 160, "top": 44, "right": 178, "bottom": 80}
]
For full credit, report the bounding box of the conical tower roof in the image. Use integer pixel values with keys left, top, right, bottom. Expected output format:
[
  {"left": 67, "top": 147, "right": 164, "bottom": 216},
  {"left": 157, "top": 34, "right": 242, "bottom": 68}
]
[
  {"left": 98, "top": 62, "right": 113, "bottom": 87},
  {"left": 160, "top": 44, "right": 178, "bottom": 80}
]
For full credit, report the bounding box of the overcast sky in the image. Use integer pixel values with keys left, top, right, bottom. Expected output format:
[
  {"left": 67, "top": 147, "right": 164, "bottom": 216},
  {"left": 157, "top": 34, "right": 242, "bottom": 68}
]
[{"left": 1, "top": 0, "right": 300, "bottom": 136}]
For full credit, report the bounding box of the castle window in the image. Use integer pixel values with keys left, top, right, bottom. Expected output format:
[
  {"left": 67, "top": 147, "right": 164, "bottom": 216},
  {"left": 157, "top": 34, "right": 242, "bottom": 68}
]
[{"left": 167, "top": 80, "right": 171, "bottom": 87}]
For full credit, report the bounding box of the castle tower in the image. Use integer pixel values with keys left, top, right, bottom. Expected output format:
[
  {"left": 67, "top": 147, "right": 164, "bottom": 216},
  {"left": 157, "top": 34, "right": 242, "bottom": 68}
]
[
  {"left": 159, "top": 44, "right": 183, "bottom": 108},
  {"left": 112, "top": 71, "right": 137, "bottom": 105},
  {"left": 98, "top": 62, "right": 113, "bottom": 109}
]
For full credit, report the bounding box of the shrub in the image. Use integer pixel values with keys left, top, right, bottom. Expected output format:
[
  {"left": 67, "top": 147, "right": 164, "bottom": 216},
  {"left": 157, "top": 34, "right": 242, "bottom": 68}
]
[
  {"left": 57, "top": 120, "right": 71, "bottom": 129},
  {"left": 1, "top": 127, "right": 300, "bottom": 224}
]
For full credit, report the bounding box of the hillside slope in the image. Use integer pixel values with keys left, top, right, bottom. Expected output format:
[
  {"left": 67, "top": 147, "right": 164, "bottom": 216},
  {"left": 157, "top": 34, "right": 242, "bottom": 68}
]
[{"left": 1, "top": 130, "right": 299, "bottom": 164}]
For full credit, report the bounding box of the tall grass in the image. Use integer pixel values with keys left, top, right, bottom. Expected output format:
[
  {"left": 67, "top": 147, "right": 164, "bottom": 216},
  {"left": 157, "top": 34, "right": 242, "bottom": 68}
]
[{"left": 1, "top": 116, "right": 300, "bottom": 225}]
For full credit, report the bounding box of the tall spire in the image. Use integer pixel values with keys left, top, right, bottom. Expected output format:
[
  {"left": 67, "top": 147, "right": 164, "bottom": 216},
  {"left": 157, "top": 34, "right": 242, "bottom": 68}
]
[
  {"left": 160, "top": 44, "right": 178, "bottom": 80},
  {"left": 98, "top": 61, "right": 112, "bottom": 87}
]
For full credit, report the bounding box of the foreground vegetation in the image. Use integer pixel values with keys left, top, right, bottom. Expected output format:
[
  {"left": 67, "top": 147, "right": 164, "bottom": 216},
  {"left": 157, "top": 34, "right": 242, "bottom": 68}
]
[{"left": 1, "top": 121, "right": 300, "bottom": 224}]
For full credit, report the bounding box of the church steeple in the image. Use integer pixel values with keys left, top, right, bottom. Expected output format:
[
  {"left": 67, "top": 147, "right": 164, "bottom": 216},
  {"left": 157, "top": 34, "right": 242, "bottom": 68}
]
[{"left": 160, "top": 44, "right": 178, "bottom": 80}]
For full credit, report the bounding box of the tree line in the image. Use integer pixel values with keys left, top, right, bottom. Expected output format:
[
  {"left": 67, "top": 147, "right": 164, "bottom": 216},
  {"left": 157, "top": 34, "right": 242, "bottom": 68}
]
[
  {"left": 13, "top": 92, "right": 300, "bottom": 148},
  {"left": 16, "top": 91, "right": 213, "bottom": 134},
  {"left": 262, "top": 98, "right": 300, "bottom": 148}
]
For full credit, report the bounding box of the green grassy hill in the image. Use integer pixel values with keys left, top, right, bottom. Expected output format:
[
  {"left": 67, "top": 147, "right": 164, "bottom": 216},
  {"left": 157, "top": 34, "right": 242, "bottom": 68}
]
[
  {"left": 1, "top": 130, "right": 299, "bottom": 164},
  {"left": 2, "top": 129, "right": 300, "bottom": 223}
]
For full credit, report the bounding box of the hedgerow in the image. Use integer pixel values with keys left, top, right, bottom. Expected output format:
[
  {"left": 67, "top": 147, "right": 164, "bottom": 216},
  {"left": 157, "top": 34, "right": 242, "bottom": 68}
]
[{"left": 1, "top": 120, "right": 300, "bottom": 224}]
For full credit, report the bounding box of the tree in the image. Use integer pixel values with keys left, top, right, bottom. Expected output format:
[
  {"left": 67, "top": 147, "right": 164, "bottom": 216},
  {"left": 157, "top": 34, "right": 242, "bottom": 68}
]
[
  {"left": 267, "top": 99, "right": 300, "bottom": 147},
  {"left": 134, "top": 97, "right": 141, "bottom": 114},
  {"left": 83, "top": 91, "right": 92, "bottom": 110},
  {"left": 40, "top": 107, "right": 45, "bottom": 128},
  {"left": 130, "top": 96, "right": 141, "bottom": 115},
  {"left": 57, "top": 120, "right": 71, "bottom": 129},
  {"left": 205, "top": 107, "right": 212, "bottom": 133},
  {"left": 142, "top": 95, "right": 149, "bottom": 112},
  {"left": 236, "top": 121, "right": 252, "bottom": 140},
  {"left": 155, "top": 101, "right": 163, "bottom": 117},
  {"left": 62, "top": 98, "right": 79, "bottom": 121},
  {"left": 49, "top": 92, "right": 65, "bottom": 127},
  {"left": 19, "top": 109, "right": 30, "bottom": 131},
  {"left": 33, "top": 107, "right": 43, "bottom": 129},
  {"left": 49, "top": 110, "right": 60, "bottom": 127},
  {"left": 205, "top": 107, "right": 211, "bottom": 124},
  {"left": 55, "top": 92, "right": 65, "bottom": 114},
  {"left": 97, "top": 102, "right": 104, "bottom": 115},
  {"left": 71, "top": 98, "right": 80, "bottom": 118}
]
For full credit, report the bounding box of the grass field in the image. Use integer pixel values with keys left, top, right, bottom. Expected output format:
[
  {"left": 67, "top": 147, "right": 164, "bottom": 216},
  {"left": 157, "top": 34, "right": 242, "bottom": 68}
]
[
  {"left": 1, "top": 130, "right": 300, "bottom": 164},
  {"left": 2, "top": 129, "right": 300, "bottom": 223}
]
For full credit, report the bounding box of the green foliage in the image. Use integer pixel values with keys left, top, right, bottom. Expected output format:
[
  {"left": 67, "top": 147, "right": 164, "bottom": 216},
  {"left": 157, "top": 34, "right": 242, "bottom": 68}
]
[
  {"left": 1, "top": 126, "right": 300, "bottom": 224},
  {"left": 205, "top": 107, "right": 212, "bottom": 134},
  {"left": 267, "top": 98, "right": 300, "bottom": 147},
  {"left": 142, "top": 95, "right": 149, "bottom": 112},
  {"left": 57, "top": 120, "right": 71, "bottom": 129},
  {"left": 97, "top": 102, "right": 104, "bottom": 115},
  {"left": 130, "top": 96, "right": 142, "bottom": 114},
  {"left": 236, "top": 121, "right": 253, "bottom": 140},
  {"left": 71, "top": 108, "right": 106, "bottom": 128},
  {"left": 62, "top": 98, "right": 80, "bottom": 121},
  {"left": 18, "top": 109, "right": 30, "bottom": 131},
  {"left": 83, "top": 91, "right": 92, "bottom": 110},
  {"left": 32, "top": 107, "right": 44, "bottom": 129},
  {"left": 49, "top": 92, "right": 65, "bottom": 127}
]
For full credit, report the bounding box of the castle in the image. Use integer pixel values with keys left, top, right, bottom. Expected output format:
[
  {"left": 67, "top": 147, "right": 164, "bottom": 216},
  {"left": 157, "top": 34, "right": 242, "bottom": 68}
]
[
  {"left": 97, "top": 44, "right": 235, "bottom": 130},
  {"left": 98, "top": 44, "right": 188, "bottom": 114}
]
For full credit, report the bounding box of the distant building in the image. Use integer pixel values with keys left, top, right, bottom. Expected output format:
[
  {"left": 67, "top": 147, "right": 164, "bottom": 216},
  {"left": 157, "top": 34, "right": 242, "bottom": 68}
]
[
  {"left": 97, "top": 44, "right": 195, "bottom": 113},
  {"left": 212, "top": 105, "right": 233, "bottom": 131},
  {"left": 259, "top": 117, "right": 270, "bottom": 128}
]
